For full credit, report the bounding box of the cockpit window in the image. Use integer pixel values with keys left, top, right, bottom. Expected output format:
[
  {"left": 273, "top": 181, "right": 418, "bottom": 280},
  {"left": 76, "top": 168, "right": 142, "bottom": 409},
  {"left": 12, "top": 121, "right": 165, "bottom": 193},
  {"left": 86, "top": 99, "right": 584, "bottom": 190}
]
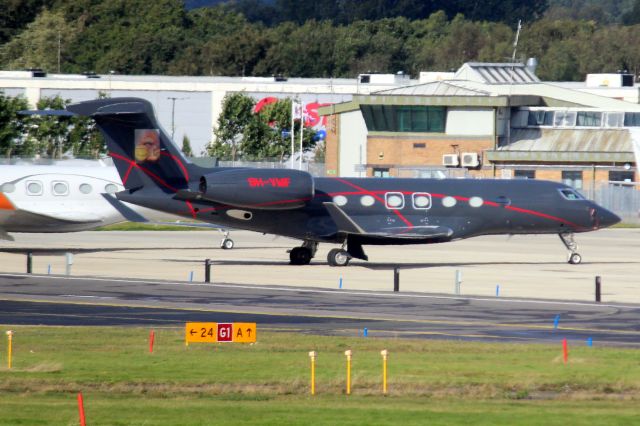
[{"left": 559, "top": 188, "right": 585, "bottom": 200}]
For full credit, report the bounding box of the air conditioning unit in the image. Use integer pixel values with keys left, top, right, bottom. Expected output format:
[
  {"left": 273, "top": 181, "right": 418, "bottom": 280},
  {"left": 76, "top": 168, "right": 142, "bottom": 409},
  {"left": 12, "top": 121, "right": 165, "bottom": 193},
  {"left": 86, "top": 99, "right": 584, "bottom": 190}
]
[
  {"left": 442, "top": 154, "right": 459, "bottom": 167},
  {"left": 461, "top": 152, "right": 480, "bottom": 168}
]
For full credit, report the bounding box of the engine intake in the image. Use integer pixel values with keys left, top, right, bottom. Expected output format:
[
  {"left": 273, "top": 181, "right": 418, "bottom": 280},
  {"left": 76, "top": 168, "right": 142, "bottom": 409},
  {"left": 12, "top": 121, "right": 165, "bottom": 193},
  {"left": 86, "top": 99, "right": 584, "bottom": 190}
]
[{"left": 198, "top": 168, "right": 314, "bottom": 210}]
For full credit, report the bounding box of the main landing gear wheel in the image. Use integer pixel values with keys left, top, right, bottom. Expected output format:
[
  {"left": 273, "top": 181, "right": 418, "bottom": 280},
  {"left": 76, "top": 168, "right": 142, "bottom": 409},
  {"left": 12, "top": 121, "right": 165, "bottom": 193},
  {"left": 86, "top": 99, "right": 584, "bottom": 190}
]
[
  {"left": 327, "top": 248, "right": 350, "bottom": 267},
  {"left": 568, "top": 252, "right": 582, "bottom": 265},
  {"left": 289, "top": 247, "right": 312, "bottom": 265},
  {"left": 220, "top": 238, "right": 234, "bottom": 250}
]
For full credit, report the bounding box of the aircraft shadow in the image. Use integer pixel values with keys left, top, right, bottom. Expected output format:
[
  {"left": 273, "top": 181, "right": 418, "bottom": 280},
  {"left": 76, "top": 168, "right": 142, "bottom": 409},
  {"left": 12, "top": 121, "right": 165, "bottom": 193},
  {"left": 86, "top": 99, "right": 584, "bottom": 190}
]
[{"left": 167, "top": 259, "right": 640, "bottom": 269}]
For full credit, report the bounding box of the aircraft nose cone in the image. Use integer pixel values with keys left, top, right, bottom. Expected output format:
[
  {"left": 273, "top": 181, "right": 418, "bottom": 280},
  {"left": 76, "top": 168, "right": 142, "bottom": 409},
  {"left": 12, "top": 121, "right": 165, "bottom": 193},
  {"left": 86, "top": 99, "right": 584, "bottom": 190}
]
[{"left": 597, "top": 207, "right": 621, "bottom": 229}]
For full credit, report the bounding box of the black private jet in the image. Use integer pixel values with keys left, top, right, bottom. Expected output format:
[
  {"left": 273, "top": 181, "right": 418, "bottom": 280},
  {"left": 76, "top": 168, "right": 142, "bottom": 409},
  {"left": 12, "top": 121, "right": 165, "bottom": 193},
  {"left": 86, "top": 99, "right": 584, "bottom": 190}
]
[{"left": 63, "top": 98, "right": 620, "bottom": 266}]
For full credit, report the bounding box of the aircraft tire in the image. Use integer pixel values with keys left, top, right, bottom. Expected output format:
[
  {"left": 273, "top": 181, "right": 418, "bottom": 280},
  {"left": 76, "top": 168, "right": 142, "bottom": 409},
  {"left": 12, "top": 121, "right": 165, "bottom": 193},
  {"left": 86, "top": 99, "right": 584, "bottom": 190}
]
[
  {"left": 568, "top": 253, "right": 582, "bottom": 264},
  {"left": 327, "top": 248, "right": 350, "bottom": 267},
  {"left": 221, "top": 238, "right": 235, "bottom": 250},
  {"left": 289, "top": 247, "right": 312, "bottom": 265}
]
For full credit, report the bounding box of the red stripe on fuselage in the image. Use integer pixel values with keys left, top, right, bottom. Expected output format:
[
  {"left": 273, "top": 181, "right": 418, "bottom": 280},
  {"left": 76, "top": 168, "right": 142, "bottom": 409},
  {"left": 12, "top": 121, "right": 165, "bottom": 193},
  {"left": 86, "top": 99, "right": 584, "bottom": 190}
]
[
  {"left": 323, "top": 183, "right": 584, "bottom": 230},
  {"left": 334, "top": 178, "right": 414, "bottom": 229}
]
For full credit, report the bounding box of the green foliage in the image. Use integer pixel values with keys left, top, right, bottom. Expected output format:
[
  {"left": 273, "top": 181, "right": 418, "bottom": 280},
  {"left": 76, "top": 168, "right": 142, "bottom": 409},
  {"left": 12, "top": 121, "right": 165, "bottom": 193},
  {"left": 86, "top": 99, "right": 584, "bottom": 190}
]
[
  {"left": 209, "top": 93, "right": 316, "bottom": 161},
  {"left": 0, "top": 8, "right": 77, "bottom": 72},
  {"left": 181, "top": 134, "right": 193, "bottom": 156},
  {"left": 0, "top": 0, "right": 50, "bottom": 44},
  {"left": 0, "top": 92, "right": 29, "bottom": 157},
  {"left": 0, "top": 93, "right": 106, "bottom": 159},
  {"left": 3, "top": 1, "right": 640, "bottom": 82}
]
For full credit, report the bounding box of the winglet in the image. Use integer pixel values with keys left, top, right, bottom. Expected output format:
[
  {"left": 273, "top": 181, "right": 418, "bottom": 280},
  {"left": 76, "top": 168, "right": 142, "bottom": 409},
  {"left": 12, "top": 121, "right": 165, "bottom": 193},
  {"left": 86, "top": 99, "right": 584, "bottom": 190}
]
[{"left": 323, "top": 202, "right": 365, "bottom": 234}]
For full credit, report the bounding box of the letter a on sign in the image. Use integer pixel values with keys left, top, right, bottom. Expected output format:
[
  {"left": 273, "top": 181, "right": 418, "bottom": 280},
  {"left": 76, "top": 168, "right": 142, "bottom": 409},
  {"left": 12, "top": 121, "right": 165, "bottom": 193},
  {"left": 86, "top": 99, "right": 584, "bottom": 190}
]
[{"left": 233, "top": 323, "right": 257, "bottom": 343}]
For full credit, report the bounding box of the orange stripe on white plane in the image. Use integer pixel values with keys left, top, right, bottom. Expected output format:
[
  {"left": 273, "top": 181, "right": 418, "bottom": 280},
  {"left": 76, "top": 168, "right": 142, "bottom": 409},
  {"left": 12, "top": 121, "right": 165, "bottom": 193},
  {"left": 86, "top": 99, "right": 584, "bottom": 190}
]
[{"left": 0, "top": 193, "right": 15, "bottom": 210}]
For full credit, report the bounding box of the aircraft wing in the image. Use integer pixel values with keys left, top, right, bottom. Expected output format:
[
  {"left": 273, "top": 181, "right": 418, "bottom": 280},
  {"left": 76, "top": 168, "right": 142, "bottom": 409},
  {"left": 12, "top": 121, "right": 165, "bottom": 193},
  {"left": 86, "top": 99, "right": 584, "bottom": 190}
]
[
  {"left": 0, "top": 208, "right": 104, "bottom": 228},
  {"left": 323, "top": 202, "right": 453, "bottom": 241}
]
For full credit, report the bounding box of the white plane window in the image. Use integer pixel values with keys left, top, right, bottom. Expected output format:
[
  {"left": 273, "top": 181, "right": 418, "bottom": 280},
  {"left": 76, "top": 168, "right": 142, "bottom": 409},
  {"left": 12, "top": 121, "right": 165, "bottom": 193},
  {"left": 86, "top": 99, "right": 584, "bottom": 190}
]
[
  {"left": 26, "top": 180, "right": 43, "bottom": 196},
  {"left": 412, "top": 193, "right": 432, "bottom": 210},
  {"left": 79, "top": 183, "right": 93, "bottom": 194},
  {"left": 360, "top": 195, "right": 375, "bottom": 207},
  {"left": 333, "top": 195, "right": 348, "bottom": 206},
  {"left": 52, "top": 181, "right": 69, "bottom": 196},
  {"left": 442, "top": 196, "right": 457, "bottom": 208},
  {"left": 104, "top": 183, "right": 118, "bottom": 194},
  {"left": 469, "top": 196, "right": 484, "bottom": 208},
  {"left": 385, "top": 192, "right": 404, "bottom": 209},
  {"left": 0, "top": 183, "right": 15, "bottom": 193}
]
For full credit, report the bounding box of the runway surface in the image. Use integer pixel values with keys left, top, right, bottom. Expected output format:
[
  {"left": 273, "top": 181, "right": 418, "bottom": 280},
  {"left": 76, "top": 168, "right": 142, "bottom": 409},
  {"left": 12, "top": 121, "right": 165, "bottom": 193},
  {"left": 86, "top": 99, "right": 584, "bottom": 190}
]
[{"left": 1, "top": 273, "right": 639, "bottom": 347}]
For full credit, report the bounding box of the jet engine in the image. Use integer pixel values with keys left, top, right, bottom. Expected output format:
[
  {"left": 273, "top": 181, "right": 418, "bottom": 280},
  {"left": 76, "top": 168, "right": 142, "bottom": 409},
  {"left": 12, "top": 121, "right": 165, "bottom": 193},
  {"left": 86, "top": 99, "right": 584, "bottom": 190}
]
[{"left": 198, "top": 168, "right": 314, "bottom": 210}]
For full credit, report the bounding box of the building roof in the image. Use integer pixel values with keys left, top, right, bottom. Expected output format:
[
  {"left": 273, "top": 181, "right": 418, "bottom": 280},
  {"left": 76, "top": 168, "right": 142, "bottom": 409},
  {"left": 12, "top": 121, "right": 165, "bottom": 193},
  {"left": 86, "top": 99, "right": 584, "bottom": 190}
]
[
  {"left": 454, "top": 62, "right": 540, "bottom": 84},
  {"left": 374, "top": 80, "right": 491, "bottom": 96},
  {"left": 486, "top": 128, "right": 635, "bottom": 163}
]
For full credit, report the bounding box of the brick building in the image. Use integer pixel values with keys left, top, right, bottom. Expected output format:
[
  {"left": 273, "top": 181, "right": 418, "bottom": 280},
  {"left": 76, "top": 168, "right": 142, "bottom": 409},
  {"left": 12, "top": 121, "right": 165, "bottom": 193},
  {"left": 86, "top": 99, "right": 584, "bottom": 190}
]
[{"left": 320, "top": 63, "right": 640, "bottom": 196}]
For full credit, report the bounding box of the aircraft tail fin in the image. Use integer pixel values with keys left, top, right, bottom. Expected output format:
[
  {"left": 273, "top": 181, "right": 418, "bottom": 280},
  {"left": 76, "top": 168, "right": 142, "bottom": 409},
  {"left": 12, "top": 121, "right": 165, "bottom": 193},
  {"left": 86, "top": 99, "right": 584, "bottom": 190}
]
[{"left": 67, "top": 98, "right": 196, "bottom": 193}]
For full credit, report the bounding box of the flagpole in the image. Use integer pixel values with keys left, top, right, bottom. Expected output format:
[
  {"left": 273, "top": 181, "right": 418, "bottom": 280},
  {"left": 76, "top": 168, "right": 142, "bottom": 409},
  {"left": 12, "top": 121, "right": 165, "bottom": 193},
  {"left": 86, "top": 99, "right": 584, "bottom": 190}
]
[
  {"left": 299, "top": 101, "right": 304, "bottom": 170},
  {"left": 290, "top": 99, "right": 295, "bottom": 169}
]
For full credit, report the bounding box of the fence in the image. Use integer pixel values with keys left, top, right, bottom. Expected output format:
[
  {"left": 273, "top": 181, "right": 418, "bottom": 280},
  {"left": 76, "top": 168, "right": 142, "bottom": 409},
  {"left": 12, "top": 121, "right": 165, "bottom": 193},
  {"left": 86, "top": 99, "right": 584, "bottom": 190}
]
[{"left": 594, "top": 182, "right": 640, "bottom": 224}]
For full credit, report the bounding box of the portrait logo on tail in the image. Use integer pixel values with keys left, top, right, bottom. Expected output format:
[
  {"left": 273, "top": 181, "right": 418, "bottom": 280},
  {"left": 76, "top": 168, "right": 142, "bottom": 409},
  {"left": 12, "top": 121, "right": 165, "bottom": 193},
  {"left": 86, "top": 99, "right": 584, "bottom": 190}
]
[{"left": 135, "top": 129, "right": 161, "bottom": 163}]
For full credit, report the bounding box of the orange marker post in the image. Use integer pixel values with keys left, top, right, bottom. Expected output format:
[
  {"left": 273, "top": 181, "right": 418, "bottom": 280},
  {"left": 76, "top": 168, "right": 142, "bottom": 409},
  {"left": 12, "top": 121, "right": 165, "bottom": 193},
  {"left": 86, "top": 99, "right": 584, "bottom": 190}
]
[
  {"left": 344, "top": 349, "right": 352, "bottom": 395},
  {"left": 563, "top": 338, "right": 568, "bottom": 364},
  {"left": 149, "top": 330, "right": 155, "bottom": 354},
  {"left": 77, "top": 392, "right": 87, "bottom": 426}
]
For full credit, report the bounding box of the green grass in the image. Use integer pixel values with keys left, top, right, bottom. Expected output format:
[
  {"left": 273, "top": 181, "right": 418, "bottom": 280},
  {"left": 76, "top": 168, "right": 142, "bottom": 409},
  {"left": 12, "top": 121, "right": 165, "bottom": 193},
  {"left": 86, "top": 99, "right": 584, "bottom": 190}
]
[{"left": 0, "top": 326, "right": 639, "bottom": 425}]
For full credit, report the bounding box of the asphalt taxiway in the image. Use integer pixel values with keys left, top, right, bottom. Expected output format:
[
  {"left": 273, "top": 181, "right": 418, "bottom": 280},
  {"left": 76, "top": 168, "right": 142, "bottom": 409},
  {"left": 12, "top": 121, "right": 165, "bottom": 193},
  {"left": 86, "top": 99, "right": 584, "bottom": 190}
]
[{"left": 1, "top": 273, "right": 639, "bottom": 347}]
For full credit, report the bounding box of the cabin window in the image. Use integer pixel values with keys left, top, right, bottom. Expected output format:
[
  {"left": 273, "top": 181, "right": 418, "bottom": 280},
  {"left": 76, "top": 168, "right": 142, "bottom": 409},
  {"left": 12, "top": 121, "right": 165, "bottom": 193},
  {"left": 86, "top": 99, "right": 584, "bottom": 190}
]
[
  {"left": 79, "top": 183, "right": 93, "bottom": 194},
  {"left": 385, "top": 192, "right": 404, "bottom": 209},
  {"left": 412, "top": 193, "right": 432, "bottom": 210},
  {"left": 26, "top": 180, "right": 43, "bottom": 196},
  {"left": 104, "top": 183, "right": 118, "bottom": 194},
  {"left": 442, "top": 196, "right": 457, "bottom": 208},
  {"left": 332, "top": 195, "right": 348, "bottom": 206},
  {"left": 0, "top": 183, "right": 15, "bottom": 193},
  {"left": 559, "top": 189, "right": 585, "bottom": 200},
  {"left": 360, "top": 195, "right": 375, "bottom": 207},
  {"left": 52, "top": 181, "right": 69, "bottom": 196},
  {"left": 562, "top": 171, "right": 583, "bottom": 190},
  {"left": 468, "top": 196, "right": 484, "bottom": 208}
]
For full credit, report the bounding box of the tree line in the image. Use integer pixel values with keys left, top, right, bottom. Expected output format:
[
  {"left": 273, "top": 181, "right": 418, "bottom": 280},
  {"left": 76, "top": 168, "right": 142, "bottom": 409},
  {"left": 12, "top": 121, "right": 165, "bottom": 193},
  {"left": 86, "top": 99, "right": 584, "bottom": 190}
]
[
  {"left": 0, "top": 93, "right": 105, "bottom": 159},
  {"left": 1, "top": 0, "right": 640, "bottom": 81}
]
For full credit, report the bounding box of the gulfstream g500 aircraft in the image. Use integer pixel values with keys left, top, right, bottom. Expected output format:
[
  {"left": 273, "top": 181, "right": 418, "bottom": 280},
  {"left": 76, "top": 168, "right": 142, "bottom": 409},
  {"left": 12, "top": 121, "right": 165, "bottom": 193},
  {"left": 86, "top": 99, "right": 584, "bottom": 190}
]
[{"left": 60, "top": 97, "right": 619, "bottom": 266}]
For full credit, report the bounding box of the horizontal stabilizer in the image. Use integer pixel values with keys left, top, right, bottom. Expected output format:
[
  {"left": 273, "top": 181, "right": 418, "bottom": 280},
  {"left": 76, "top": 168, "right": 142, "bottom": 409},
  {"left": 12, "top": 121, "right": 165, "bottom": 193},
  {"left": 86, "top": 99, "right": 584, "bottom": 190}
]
[
  {"left": 101, "top": 194, "right": 149, "bottom": 223},
  {"left": 19, "top": 109, "right": 76, "bottom": 117},
  {"left": 323, "top": 202, "right": 366, "bottom": 234}
]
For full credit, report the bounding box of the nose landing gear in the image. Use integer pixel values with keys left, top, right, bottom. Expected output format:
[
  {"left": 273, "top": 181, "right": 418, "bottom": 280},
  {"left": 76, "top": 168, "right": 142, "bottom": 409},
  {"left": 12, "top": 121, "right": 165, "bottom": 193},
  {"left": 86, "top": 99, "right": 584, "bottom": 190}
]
[{"left": 559, "top": 233, "right": 582, "bottom": 264}]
